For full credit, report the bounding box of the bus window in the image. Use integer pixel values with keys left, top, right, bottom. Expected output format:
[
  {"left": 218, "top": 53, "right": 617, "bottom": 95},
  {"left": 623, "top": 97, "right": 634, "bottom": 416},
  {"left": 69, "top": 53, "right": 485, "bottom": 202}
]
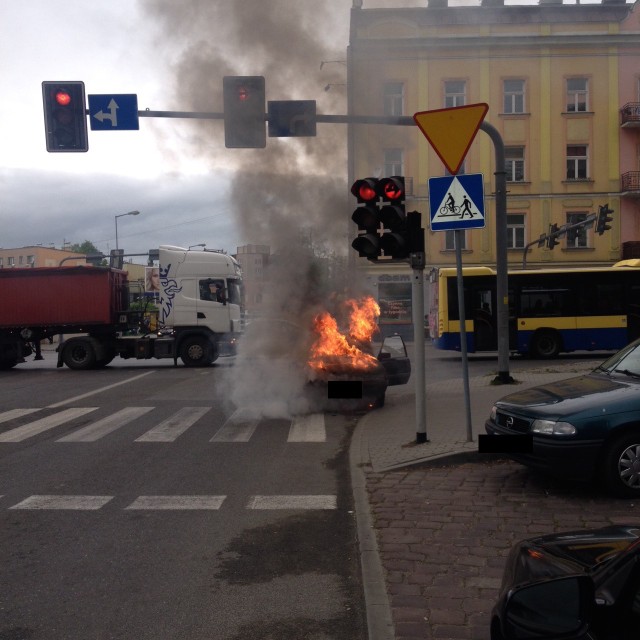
[{"left": 520, "top": 289, "right": 569, "bottom": 317}]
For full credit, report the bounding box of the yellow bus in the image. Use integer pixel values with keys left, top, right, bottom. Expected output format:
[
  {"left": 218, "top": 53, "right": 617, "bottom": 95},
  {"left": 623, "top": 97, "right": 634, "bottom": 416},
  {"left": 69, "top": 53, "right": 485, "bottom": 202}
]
[{"left": 429, "top": 260, "right": 640, "bottom": 358}]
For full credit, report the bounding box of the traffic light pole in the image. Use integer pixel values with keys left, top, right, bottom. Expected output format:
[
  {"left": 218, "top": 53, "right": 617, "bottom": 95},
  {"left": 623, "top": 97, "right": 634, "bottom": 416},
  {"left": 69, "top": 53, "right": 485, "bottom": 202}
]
[{"left": 410, "top": 251, "right": 428, "bottom": 444}]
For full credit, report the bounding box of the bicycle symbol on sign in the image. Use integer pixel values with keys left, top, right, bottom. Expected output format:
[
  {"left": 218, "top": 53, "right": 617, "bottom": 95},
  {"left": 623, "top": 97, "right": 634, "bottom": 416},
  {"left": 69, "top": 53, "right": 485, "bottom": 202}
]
[{"left": 439, "top": 193, "right": 475, "bottom": 219}]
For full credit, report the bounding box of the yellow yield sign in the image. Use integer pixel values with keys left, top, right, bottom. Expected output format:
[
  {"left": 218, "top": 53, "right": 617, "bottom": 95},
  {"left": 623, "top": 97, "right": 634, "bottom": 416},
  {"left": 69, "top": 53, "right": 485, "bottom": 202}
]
[{"left": 414, "top": 103, "right": 489, "bottom": 175}]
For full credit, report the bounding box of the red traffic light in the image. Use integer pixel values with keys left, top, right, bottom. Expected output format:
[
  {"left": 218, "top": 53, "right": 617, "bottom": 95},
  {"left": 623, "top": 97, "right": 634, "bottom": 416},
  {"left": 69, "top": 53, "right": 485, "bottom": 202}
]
[
  {"left": 351, "top": 178, "right": 378, "bottom": 203},
  {"left": 377, "top": 177, "right": 405, "bottom": 202},
  {"left": 55, "top": 90, "right": 72, "bottom": 106}
]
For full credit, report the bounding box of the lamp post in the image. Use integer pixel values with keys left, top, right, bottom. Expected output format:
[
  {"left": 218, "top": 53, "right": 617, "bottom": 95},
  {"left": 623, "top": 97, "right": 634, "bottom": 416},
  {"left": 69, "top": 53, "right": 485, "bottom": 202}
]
[{"left": 114, "top": 210, "right": 141, "bottom": 251}]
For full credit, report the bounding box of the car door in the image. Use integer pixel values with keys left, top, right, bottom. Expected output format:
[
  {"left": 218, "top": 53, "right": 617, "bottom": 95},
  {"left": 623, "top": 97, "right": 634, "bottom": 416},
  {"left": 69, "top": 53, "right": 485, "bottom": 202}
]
[{"left": 377, "top": 334, "right": 411, "bottom": 386}]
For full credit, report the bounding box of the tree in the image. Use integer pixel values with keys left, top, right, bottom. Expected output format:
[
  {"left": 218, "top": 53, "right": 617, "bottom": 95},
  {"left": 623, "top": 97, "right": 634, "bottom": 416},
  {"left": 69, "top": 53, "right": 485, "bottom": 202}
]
[{"left": 69, "top": 240, "right": 100, "bottom": 255}]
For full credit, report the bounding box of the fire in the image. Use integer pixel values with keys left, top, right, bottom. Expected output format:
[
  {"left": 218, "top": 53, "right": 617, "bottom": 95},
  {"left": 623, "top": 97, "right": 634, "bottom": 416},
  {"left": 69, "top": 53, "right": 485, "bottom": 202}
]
[{"left": 308, "top": 296, "right": 381, "bottom": 373}]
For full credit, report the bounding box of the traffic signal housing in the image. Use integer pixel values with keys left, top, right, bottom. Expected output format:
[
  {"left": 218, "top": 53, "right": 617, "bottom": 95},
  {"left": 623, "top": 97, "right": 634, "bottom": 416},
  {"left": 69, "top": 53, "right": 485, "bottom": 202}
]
[
  {"left": 223, "top": 76, "right": 266, "bottom": 149},
  {"left": 351, "top": 178, "right": 381, "bottom": 260},
  {"left": 596, "top": 204, "right": 614, "bottom": 236},
  {"left": 377, "top": 177, "right": 408, "bottom": 260},
  {"left": 547, "top": 223, "right": 561, "bottom": 249},
  {"left": 42, "top": 81, "right": 88, "bottom": 152}
]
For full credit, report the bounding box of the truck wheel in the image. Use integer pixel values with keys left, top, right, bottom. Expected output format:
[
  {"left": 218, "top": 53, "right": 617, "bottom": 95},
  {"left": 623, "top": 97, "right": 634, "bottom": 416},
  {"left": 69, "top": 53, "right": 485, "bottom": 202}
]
[
  {"left": 601, "top": 431, "right": 640, "bottom": 497},
  {"left": 63, "top": 338, "right": 97, "bottom": 370},
  {"left": 179, "top": 336, "right": 214, "bottom": 367},
  {"left": 530, "top": 330, "right": 561, "bottom": 359}
]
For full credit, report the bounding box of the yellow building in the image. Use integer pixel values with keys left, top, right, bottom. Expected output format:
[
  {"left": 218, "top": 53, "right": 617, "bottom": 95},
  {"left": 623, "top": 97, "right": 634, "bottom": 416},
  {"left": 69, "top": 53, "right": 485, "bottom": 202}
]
[{"left": 349, "top": 0, "right": 640, "bottom": 278}]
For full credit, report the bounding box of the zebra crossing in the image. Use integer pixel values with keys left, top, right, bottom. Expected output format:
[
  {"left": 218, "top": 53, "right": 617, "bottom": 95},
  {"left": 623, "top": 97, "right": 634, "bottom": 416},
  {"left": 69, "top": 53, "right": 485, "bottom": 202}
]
[
  {"left": 3, "top": 494, "right": 337, "bottom": 511},
  {"left": 0, "top": 406, "right": 327, "bottom": 444}
]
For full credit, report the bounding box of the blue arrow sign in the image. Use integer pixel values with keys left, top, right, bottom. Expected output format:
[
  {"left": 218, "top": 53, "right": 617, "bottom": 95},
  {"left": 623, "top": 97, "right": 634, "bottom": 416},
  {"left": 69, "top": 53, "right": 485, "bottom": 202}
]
[
  {"left": 88, "top": 94, "right": 139, "bottom": 131},
  {"left": 428, "top": 173, "right": 485, "bottom": 231}
]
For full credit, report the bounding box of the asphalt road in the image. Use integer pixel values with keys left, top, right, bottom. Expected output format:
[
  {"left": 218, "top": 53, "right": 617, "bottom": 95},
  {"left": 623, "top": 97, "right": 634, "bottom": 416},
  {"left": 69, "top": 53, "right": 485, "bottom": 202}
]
[{"left": 0, "top": 354, "right": 366, "bottom": 640}]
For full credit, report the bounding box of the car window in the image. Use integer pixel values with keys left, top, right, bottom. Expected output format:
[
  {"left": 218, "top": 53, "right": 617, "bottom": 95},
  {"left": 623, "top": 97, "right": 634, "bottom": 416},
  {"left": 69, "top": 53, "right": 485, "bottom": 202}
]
[
  {"left": 598, "top": 339, "right": 640, "bottom": 375},
  {"left": 379, "top": 335, "right": 407, "bottom": 358}
]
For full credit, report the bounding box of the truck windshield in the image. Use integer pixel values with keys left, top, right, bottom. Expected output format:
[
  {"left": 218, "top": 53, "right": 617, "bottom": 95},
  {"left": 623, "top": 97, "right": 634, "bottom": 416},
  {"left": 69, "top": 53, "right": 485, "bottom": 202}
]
[{"left": 227, "top": 279, "right": 242, "bottom": 306}]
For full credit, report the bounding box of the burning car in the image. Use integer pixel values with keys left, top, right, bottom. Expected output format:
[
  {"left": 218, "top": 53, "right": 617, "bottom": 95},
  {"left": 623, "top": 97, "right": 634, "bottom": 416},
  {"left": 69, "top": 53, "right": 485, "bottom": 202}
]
[
  {"left": 232, "top": 296, "right": 410, "bottom": 414},
  {"left": 306, "top": 296, "right": 411, "bottom": 410}
]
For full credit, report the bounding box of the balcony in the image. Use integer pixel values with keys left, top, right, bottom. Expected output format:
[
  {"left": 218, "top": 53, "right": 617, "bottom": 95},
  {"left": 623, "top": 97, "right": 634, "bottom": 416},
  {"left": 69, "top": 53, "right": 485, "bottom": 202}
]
[
  {"left": 621, "top": 103, "right": 640, "bottom": 128},
  {"left": 621, "top": 171, "right": 640, "bottom": 198}
]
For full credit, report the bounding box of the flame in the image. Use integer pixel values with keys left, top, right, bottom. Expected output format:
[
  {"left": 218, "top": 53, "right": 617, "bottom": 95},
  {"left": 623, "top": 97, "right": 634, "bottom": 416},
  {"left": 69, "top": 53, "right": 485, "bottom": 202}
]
[{"left": 308, "top": 296, "right": 380, "bottom": 373}]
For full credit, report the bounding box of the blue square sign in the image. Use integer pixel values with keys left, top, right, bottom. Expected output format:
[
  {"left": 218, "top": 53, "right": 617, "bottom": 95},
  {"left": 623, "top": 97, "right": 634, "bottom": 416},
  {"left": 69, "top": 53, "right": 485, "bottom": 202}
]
[
  {"left": 89, "top": 94, "right": 139, "bottom": 131},
  {"left": 428, "top": 173, "right": 485, "bottom": 231}
]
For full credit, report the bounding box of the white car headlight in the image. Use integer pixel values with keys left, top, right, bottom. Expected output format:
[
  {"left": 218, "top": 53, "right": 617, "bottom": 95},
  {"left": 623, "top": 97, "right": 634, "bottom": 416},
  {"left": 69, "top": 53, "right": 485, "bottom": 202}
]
[
  {"left": 490, "top": 406, "right": 497, "bottom": 421},
  {"left": 531, "top": 419, "right": 576, "bottom": 436}
]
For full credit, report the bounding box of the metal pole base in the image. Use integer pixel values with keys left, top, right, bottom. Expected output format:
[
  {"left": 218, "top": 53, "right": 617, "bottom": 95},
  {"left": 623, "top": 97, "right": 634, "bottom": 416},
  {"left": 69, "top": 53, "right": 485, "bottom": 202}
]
[
  {"left": 493, "top": 372, "right": 516, "bottom": 385},
  {"left": 416, "top": 433, "right": 429, "bottom": 444}
]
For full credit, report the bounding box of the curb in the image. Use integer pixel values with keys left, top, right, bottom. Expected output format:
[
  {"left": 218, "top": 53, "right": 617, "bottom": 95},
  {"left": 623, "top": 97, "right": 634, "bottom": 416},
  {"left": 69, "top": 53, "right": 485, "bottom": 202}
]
[{"left": 349, "top": 414, "right": 395, "bottom": 640}]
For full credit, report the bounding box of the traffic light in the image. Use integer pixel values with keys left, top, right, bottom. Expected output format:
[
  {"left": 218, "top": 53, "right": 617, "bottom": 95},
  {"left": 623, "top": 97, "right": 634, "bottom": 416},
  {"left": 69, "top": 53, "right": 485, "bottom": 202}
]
[
  {"left": 596, "top": 204, "right": 614, "bottom": 236},
  {"left": 378, "top": 177, "right": 409, "bottom": 260},
  {"left": 42, "top": 81, "right": 88, "bottom": 152},
  {"left": 223, "top": 76, "right": 266, "bottom": 148},
  {"left": 110, "top": 249, "right": 124, "bottom": 270},
  {"left": 351, "top": 178, "right": 381, "bottom": 260},
  {"left": 547, "top": 223, "right": 560, "bottom": 249}
]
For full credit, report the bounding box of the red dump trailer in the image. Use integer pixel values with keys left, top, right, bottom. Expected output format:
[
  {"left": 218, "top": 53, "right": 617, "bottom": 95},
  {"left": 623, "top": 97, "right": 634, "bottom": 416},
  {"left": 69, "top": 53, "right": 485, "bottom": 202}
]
[{"left": 0, "top": 266, "right": 130, "bottom": 369}]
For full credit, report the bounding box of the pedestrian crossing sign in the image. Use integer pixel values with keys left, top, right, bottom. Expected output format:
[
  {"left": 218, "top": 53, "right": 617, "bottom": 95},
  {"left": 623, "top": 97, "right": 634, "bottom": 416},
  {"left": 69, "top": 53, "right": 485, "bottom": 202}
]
[{"left": 428, "top": 173, "right": 485, "bottom": 231}]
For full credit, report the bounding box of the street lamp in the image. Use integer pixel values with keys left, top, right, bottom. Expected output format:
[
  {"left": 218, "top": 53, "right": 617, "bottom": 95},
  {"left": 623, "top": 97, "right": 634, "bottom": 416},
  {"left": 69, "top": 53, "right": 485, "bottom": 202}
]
[
  {"left": 189, "top": 243, "right": 206, "bottom": 250},
  {"left": 114, "top": 210, "right": 141, "bottom": 251}
]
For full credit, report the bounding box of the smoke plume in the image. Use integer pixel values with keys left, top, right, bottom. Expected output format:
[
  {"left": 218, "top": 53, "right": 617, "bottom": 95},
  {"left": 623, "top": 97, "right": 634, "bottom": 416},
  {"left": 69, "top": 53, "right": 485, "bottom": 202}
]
[{"left": 143, "top": 0, "right": 361, "bottom": 416}]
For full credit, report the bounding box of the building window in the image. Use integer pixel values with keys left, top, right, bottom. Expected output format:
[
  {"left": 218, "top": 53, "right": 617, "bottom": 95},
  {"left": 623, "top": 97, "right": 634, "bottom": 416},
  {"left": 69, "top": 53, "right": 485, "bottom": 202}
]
[
  {"left": 444, "top": 230, "right": 466, "bottom": 251},
  {"left": 566, "top": 212, "right": 589, "bottom": 249},
  {"left": 8, "top": 257, "right": 15, "bottom": 267},
  {"left": 507, "top": 214, "right": 526, "bottom": 249},
  {"left": 383, "top": 82, "right": 404, "bottom": 116},
  {"left": 0, "top": 258, "right": 3, "bottom": 267},
  {"left": 566, "top": 145, "right": 588, "bottom": 180},
  {"left": 503, "top": 79, "right": 525, "bottom": 114},
  {"left": 384, "top": 148, "right": 403, "bottom": 177},
  {"left": 27, "top": 255, "right": 35, "bottom": 266},
  {"left": 567, "top": 78, "right": 588, "bottom": 112},
  {"left": 505, "top": 146, "right": 525, "bottom": 182},
  {"left": 444, "top": 80, "right": 466, "bottom": 108}
]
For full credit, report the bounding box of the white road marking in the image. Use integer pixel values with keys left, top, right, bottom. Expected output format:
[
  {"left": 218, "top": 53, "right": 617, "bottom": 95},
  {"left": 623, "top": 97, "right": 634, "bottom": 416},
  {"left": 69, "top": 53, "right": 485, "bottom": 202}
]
[
  {"left": 135, "top": 406, "right": 210, "bottom": 442},
  {"left": 210, "top": 408, "right": 259, "bottom": 442},
  {"left": 288, "top": 413, "right": 326, "bottom": 442},
  {"left": 0, "top": 408, "right": 41, "bottom": 425},
  {"left": 0, "top": 407, "right": 98, "bottom": 442},
  {"left": 46, "top": 371, "right": 156, "bottom": 409},
  {"left": 9, "top": 495, "right": 113, "bottom": 510},
  {"left": 247, "top": 495, "right": 337, "bottom": 510},
  {"left": 125, "top": 495, "right": 226, "bottom": 510},
  {"left": 57, "top": 407, "right": 154, "bottom": 442}
]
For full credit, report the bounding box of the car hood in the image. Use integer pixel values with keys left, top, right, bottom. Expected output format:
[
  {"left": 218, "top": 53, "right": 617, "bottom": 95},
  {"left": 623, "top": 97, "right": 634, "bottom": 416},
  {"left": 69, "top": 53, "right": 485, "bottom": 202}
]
[
  {"left": 494, "top": 373, "right": 636, "bottom": 417},
  {"left": 502, "top": 525, "right": 640, "bottom": 588}
]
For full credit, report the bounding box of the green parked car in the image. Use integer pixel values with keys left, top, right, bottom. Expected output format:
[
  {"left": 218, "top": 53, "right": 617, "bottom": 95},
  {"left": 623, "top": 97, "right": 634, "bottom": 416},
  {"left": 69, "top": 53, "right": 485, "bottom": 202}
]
[{"left": 485, "top": 338, "right": 640, "bottom": 497}]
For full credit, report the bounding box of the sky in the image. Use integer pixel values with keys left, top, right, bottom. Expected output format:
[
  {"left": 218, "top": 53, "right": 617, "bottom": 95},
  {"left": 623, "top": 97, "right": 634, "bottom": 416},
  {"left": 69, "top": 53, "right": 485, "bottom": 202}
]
[{"left": 1, "top": 0, "right": 605, "bottom": 262}]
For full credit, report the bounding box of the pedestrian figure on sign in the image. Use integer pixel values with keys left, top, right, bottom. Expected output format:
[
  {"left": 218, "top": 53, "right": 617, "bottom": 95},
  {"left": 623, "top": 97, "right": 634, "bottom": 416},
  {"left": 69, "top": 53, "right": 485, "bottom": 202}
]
[{"left": 461, "top": 195, "right": 474, "bottom": 218}]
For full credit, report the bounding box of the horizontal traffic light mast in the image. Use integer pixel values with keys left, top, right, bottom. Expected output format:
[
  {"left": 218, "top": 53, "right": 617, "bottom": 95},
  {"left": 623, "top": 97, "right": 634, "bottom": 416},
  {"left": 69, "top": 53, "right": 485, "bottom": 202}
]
[{"left": 520, "top": 206, "right": 613, "bottom": 268}]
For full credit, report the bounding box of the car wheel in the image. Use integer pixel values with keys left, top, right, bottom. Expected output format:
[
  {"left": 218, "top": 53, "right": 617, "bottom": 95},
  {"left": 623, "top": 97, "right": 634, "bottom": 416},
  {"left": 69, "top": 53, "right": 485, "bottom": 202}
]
[
  {"left": 530, "top": 330, "right": 561, "bottom": 359},
  {"left": 602, "top": 432, "right": 640, "bottom": 497},
  {"left": 63, "top": 338, "right": 97, "bottom": 370},
  {"left": 179, "top": 336, "right": 214, "bottom": 367}
]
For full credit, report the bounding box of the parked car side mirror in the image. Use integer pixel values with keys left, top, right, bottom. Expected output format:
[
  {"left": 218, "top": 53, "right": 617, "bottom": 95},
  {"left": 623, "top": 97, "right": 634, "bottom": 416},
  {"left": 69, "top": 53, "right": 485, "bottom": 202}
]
[{"left": 502, "top": 575, "right": 594, "bottom": 639}]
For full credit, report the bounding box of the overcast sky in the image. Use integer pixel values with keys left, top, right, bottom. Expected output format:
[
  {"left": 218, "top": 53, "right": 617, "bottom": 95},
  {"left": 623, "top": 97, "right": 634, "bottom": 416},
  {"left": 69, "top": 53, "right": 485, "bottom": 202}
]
[{"left": 1, "top": 0, "right": 602, "bottom": 261}]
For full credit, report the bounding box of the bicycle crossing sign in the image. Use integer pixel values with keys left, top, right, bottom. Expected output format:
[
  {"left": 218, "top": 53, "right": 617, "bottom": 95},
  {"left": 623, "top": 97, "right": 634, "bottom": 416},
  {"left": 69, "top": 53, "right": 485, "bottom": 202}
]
[{"left": 428, "top": 173, "right": 485, "bottom": 231}]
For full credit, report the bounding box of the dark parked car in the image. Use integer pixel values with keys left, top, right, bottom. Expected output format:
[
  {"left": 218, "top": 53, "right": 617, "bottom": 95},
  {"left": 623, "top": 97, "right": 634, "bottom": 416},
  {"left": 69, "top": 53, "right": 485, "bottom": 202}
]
[
  {"left": 491, "top": 525, "right": 640, "bottom": 640},
  {"left": 485, "top": 338, "right": 640, "bottom": 496}
]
